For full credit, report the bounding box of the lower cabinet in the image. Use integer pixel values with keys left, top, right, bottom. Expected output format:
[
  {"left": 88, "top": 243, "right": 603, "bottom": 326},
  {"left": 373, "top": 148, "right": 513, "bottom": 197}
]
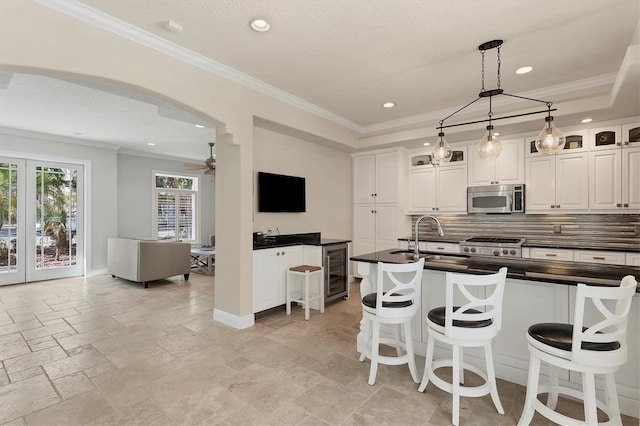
[{"left": 253, "top": 246, "right": 302, "bottom": 313}]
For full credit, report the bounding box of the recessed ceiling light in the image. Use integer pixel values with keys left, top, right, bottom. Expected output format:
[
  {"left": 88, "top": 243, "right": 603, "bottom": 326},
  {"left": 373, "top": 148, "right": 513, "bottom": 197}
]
[
  {"left": 250, "top": 19, "right": 270, "bottom": 32},
  {"left": 423, "top": 142, "right": 430, "bottom": 146},
  {"left": 382, "top": 102, "right": 395, "bottom": 108},
  {"left": 493, "top": 132, "right": 500, "bottom": 136},
  {"left": 147, "top": 142, "right": 156, "bottom": 146},
  {"left": 194, "top": 124, "right": 204, "bottom": 128},
  {"left": 74, "top": 132, "right": 82, "bottom": 135},
  {"left": 581, "top": 118, "right": 593, "bottom": 123},
  {"left": 515, "top": 66, "right": 533, "bottom": 75}
]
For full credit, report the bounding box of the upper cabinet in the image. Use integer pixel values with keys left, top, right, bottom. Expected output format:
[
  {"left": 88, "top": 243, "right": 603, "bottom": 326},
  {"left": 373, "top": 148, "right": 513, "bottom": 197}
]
[
  {"left": 468, "top": 138, "right": 524, "bottom": 186},
  {"left": 588, "top": 121, "right": 640, "bottom": 211},
  {"left": 407, "top": 147, "right": 467, "bottom": 214},
  {"left": 525, "top": 130, "right": 588, "bottom": 156},
  {"left": 353, "top": 151, "right": 402, "bottom": 204}
]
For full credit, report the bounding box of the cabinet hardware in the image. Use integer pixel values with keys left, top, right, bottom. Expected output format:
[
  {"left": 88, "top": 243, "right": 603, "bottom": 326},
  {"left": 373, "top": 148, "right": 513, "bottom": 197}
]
[
  {"left": 556, "top": 204, "right": 560, "bottom": 208},
  {"left": 623, "top": 141, "right": 629, "bottom": 146},
  {"left": 374, "top": 193, "right": 377, "bottom": 196},
  {"left": 436, "top": 247, "right": 445, "bottom": 250},
  {"left": 545, "top": 253, "right": 557, "bottom": 257},
  {"left": 276, "top": 252, "right": 280, "bottom": 256},
  {"left": 616, "top": 203, "right": 622, "bottom": 207},
  {"left": 593, "top": 256, "right": 606, "bottom": 260},
  {"left": 623, "top": 203, "right": 629, "bottom": 207},
  {"left": 616, "top": 142, "right": 622, "bottom": 146},
  {"left": 550, "top": 205, "right": 556, "bottom": 208}
]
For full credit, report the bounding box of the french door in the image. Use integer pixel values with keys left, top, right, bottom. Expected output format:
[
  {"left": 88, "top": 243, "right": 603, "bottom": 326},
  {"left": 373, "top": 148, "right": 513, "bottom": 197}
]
[{"left": 0, "top": 157, "right": 84, "bottom": 285}]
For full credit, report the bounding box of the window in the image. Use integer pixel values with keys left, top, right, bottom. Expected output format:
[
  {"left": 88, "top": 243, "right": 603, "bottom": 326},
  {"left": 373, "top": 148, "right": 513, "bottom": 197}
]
[{"left": 153, "top": 172, "right": 199, "bottom": 242}]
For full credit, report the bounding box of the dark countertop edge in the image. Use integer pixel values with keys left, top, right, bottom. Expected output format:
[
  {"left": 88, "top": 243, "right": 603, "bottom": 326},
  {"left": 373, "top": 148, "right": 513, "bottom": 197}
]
[
  {"left": 351, "top": 249, "right": 640, "bottom": 293},
  {"left": 253, "top": 238, "right": 351, "bottom": 250},
  {"left": 398, "top": 237, "right": 640, "bottom": 253}
]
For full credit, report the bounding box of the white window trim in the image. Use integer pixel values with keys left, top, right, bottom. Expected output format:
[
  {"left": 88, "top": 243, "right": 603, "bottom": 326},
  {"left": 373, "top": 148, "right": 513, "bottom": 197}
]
[{"left": 151, "top": 170, "right": 201, "bottom": 244}]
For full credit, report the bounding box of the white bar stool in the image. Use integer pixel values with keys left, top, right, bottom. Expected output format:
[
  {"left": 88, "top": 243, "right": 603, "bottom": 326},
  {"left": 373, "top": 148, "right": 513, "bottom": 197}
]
[
  {"left": 518, "top": 275, "right": 637, "bottom": 426},
  {"left": 418, "top": 267, "right": 508, "bottom": 426},
  {"left": 359, "top": 258, "right": 425, "bottom": 385},
  {"left": 286, "top": 265, "right": 324, "bottom": 320}
]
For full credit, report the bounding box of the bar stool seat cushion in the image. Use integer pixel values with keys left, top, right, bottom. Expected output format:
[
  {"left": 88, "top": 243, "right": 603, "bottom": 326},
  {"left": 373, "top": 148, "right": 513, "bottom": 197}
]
[
  {"left": 528, "top": 323, "right": 620, "bottom": 352},
  {"left": 362, "top": 292, "right": 413, "bottom": 309},
  {"left": 428, "top": 306, "right": 493, "bottom": 328}
]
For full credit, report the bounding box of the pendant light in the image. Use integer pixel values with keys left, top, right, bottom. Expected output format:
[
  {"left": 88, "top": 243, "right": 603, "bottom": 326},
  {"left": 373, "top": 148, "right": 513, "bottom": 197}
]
[
  {"left": 535, "top": 109, "right": 565, "bottom": 154},
  {"left": 435, "top": 39, "right": 564, "bottom": 158},
  {"left": 431, "top": 130, "right": 452, "bottom": 165}
]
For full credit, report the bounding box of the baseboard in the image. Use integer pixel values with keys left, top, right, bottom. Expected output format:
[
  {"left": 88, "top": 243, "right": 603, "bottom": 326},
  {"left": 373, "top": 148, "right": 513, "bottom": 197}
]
[
  {"left": 87, "top": 268, "right": 108, "bottom": 276},
  {"left": 213, "top": 308, "right": 254, "bottom": 329}
]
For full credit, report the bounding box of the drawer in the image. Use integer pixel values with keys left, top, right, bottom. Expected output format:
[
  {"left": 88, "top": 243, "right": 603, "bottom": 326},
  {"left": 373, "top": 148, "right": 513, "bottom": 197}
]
[
  {"left": 626, "top": 252, "right": 640, "bottom": 267},
  {"left": 574, "top": 250, "right": 626, "bottom": 265},
  {"left": 529, "top": 247, "right": 574, "bottom": 262},
  {"left": 425, "top": 242, "right": 459, "bottom": 254}
]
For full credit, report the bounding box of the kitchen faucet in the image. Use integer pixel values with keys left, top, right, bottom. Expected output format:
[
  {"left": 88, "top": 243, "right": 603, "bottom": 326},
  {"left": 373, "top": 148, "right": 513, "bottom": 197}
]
[{"left": 414, "top": 215, "right": 445, "bottom": 260}]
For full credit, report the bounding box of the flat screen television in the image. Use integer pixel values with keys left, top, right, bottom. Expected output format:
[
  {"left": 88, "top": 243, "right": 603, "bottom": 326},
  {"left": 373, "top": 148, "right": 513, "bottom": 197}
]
[{"left": 258, "top": 172, "right": 306, "bottom": 213}]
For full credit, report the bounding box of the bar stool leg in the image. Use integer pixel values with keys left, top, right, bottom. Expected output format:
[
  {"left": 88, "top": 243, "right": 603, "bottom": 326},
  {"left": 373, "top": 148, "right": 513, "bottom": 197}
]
[
  {"left": 546, "top": 365, "right": 559, "bottom": 409},
  {"left": 452, "top": 345, "right": 461, "bottom": 426},
  {"left": 604, "top": 372, "right": 622, "bottom": 424},
  {"left": 484, "top": 343, "right": 504, "bottom": 414},
  {"left": 418, "top": 335, "right": 435, "bottom": 392},
  {"left": 286, "top": 269, "right": 292, "bottom": 316},
  {"left": 518, "top": 355, "right": 541, "bottom": 426},
  {"left": 403, "top": 321, "right": 419, "bottom": 383},
  {"left": 368, "top": 321, "right": 381, "bottom": 385},
  {"left": 319, "top": 268, "right": 324, "bottom": 314},
  {"left": 583, "top": 372, "right": 598, "bottom": 425}
]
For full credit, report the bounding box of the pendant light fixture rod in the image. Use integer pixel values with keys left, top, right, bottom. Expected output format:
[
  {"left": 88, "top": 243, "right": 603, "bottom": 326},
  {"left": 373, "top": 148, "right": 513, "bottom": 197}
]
[
  {"left": 438, "top": 108, "right": 557, "bottom": 130},
  {"left": 500, "top": 92, "right": 553, "bottom": 106},
  {"left": 438, "top": 97, "right": 483, "bottom": 128}
]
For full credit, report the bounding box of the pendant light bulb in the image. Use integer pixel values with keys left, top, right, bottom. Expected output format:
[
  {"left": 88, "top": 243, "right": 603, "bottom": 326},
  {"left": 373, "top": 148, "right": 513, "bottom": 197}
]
[
  {"left": 478, "top": 125, "right": 502, "bottom": 159},
  {"left": 535, "top": 116, "right": 565, "bottom": 154},
  {"left": 431, "top": 132, "right": 452, "bottom": 165}
]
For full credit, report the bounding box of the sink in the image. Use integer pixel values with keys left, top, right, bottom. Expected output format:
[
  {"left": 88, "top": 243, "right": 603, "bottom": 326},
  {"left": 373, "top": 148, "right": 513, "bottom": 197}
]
[{"left": 389, "top": 250, "right": 470, "bottom": 261}]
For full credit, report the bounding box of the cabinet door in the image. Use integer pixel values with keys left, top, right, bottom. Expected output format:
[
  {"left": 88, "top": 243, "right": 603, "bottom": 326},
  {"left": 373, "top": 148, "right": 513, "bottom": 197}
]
[
  {"left": 525, "top": 156, "right": 556, "bottom": 211},
  {"left": 622, "top": 123, "right": 640, "bottom": 147},
  {"left": 589, "top": 126, "right": 622, "bottom": 151},
  {"left": 353, "top": 204, "right": 375, "bottom": 255},
  {"left": 253, "top": 249, "right": 281, "bottom": 312},
  {"left": 589, "top": 149, "right": 622, "bottom": 210},
  {"left": 574, "top": 249, "right": 626, "bottom": 265},
  {"left": 555, "top": 153, "right": 589, "bottom": 210},
  {"left": 622, "top": 147, "right": 640, "bottom": 209},
  {"left": 437, "top": 165, "right": 467, "bottom": 212},
  {"left": 529, "top": 247, "right": 574, "bottom": 262},
  {"left": 407, "top": 168, "right": 436, "bottom": 212},
  {"left": 353, "top": 155, "right": 375, "bottom": 204},
  {"left": 494, "top": 139, "right": 525, "bottom": 184},
  {"left": 374, "top": 204, "right": 399, "bottom": 250},
  {"left": 375, "top": 152, "right": 399, "bottom": 203},
  {"left": 468, "top": 147, "right": 495, "bottom": 186}
]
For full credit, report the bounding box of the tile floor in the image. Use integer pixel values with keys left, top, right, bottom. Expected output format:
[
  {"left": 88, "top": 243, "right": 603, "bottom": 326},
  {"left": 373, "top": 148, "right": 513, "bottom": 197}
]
[{"left": 0, "top": 273, "right": 638, "bottom": 425}]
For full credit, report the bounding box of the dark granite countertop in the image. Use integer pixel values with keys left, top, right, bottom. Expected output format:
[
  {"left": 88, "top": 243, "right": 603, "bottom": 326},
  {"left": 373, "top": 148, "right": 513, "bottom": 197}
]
[
  {"left": 398, "top": 236, "right": 640, "bottom": 253},
  {"left": 253, "top": 232, "right": 350, "bottom": 250},
  {"left": 351, "top": 248, "right": 640, "bottom": 292}
]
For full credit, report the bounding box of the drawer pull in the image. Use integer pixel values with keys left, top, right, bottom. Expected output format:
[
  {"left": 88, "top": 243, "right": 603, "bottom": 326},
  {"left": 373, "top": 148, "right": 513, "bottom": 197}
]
[
  {"left": 436, "top": 247, "right": 445, "bottom": 250},
  {"left": 593, "top": 256, "right": 606, "bottom": 260},
  {"left": 545, "top": 253, "right": 557, "bottom": 257}
]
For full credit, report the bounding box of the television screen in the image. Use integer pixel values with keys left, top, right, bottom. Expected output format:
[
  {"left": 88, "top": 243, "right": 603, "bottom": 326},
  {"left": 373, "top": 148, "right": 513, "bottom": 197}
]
[{"left": 258, "top": 172, "right": 306, "bottom": 213}]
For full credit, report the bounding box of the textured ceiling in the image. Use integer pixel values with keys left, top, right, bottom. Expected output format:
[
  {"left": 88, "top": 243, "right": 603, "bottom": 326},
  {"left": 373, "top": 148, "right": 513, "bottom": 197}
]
[{"left": 1, "top": 0, "right": 639, "bottom": 156}]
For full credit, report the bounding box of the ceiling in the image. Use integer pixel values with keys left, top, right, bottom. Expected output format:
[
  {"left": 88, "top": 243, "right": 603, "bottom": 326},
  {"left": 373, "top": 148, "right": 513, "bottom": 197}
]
[{"left": 1, "top": 0, "right": 639, "bottom": 159}]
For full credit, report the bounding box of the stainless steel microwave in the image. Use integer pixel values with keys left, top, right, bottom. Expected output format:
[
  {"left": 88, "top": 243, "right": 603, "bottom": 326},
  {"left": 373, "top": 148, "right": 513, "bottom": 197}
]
[{"left": 467, "top": 184, "right": 525, "bottom": 214}]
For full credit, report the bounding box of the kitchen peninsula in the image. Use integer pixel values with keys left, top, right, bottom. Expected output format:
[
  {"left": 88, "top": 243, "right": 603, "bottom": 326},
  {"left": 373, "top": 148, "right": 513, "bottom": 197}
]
[{"left": 351, "top": 248, "right": 640, "bottom": 417}]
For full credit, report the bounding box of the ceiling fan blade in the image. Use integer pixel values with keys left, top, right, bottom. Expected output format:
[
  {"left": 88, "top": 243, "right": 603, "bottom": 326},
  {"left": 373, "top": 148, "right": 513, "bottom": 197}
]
[{"left": 204, "top": 169, "right": 216, "bottom": 175}]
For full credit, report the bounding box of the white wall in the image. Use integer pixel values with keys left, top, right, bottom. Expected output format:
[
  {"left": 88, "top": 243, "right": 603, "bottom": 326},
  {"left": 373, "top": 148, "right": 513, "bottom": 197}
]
[
  {"left": 0, "top": 131, "right": 118, "bottom": 274},
  {"left": 253, "top": 127, "right": 352, "bottom": 239},
  {"left": 117, "top": 153, "right": 215, "bottom": 242}
]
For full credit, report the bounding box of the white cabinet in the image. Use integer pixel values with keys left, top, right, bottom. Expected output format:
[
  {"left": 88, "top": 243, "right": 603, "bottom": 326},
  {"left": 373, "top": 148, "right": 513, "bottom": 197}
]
[
  {"left": 468, "top": 138, "right": 524, "bottom": 186},
  {"left": 525, "top": 130, "right": 588, "bottom": 156},
  {"left": 407, "top": 164, "right": 467, "bottom": 213},
  {"left": 526, "top": 152, "right": 589, "bottom": 212},
  {"left": 573, "top": 249, "right": 626, "bottom": 266},
  {"left": 588, "top": 123, "right": 640, "bottom": 151},
  {"left": 626, "top": 253, "right": 640, "bottom": 266},
  {"left": 353, "top": 151, "right": 400, "bottom": 204},
  {"left": 425, "top": 242, "right": 460, "bottom": 254},
  {"left": 353, "top": 150, "right": 408, "bottom": 259},
  {"left": 589, "top": 146, "right": 640, "bottom": 211},
  {"left": 528, "top": 247, "right": 574, "bottom": 262},
  {"left": 253, "top": 246, "right": 302, "bottom": 313}
]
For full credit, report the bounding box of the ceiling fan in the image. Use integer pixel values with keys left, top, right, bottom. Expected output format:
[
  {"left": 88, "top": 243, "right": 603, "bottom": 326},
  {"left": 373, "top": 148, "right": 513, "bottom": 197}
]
[{"left": 184, "top": 142, "right": 216, "bottom": 175}]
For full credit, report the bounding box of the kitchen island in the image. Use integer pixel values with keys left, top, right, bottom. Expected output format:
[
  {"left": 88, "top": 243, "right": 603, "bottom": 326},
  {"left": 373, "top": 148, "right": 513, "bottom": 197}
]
[{"left": 351, "top": 248, "right": 639, "bottom": 417}]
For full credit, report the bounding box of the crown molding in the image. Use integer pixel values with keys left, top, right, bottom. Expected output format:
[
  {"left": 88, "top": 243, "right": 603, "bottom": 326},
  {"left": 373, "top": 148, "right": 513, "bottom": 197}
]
[{"left": 35, "top": 0, "right": 363, "bottom": 132}]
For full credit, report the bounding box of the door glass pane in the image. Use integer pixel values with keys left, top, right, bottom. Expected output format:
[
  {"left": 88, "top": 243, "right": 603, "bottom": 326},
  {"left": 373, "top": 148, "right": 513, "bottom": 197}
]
[
  {"left": 34, "top": 166, "right": 77, "bottom": 270},
  {"left": 0, "top": 162, "right": 18, "bottom": 274},
  {"left": 157, "top": 191, "right": 176, "bottom": 240}
]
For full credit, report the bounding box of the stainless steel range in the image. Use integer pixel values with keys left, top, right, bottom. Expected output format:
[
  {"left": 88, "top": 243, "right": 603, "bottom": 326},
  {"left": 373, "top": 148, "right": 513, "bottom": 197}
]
[{"left": 459, "top": 237, "right": 525, "bottom": 257}]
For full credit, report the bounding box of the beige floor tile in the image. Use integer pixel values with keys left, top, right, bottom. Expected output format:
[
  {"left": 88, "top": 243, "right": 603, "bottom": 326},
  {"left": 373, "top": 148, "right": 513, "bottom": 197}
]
[
  {"left": 293, "top": 378, "right": 369, "bottom": 424},
  {"left": 20, "top": 320, "right": 72, "bottom": 341},
  {"left": 0, "top": 374, "right": 60, "bottom": 424},
  {"left": 42, "top": 348, "right": 110, "bottom": 380},
  {"left": 3, "top": 345, "right": 67, "bottom": 376},
  {"left": 0, "top": 320, "right": 41, "bottom": 337},
  {"left": 56, "top": 328, "right": 112, "bottom": 351},
  {"left": 7, "top": 366, "right": 45, "bottom": 383},
  {"left": 52, "top": 371, "right": 95, "bottom": 400},
  {"left": 0, "top": 333, "right": 30, "bottom": 361},
  {"left": 35, "top": 307, "right": 80, "bottom": 323},
  {"left": 24, "top": 389, "right": 114, "bottom": 425}
]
